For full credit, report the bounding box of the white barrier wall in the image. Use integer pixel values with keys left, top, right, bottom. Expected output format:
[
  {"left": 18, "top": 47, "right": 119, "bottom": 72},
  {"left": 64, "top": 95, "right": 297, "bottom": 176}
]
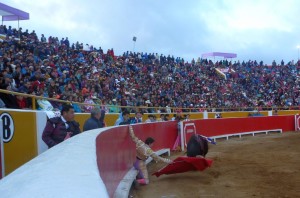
[
  {"left": 0, "top": 128, "right": 110, "bottom": 198},
  {"left": 36, "top": 111, "right": 48, "bottom": 154}
]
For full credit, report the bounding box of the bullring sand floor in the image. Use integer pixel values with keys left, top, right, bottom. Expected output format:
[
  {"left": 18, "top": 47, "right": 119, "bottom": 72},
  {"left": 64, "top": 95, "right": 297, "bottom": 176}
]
[{"left": 130, "top": 132, "right": 300, "bottom": 198}]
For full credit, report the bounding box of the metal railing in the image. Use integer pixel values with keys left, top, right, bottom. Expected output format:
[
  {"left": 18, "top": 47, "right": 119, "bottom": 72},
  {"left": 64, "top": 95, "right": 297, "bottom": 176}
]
[{"left": 0, "top": 89, "right": 297, "bottom": 113}]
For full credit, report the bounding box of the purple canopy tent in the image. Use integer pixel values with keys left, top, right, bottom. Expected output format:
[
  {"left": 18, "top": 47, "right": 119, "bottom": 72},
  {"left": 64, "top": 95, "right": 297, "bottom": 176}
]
[
  {"left": 202, "top": 52, "right": 237, "bottom": 59},
  {"left": 0, "top": 3, "right": 29, "bottom": 21},
  {"left": 0, "top": 2, "right": 29, "bottom": 39}
]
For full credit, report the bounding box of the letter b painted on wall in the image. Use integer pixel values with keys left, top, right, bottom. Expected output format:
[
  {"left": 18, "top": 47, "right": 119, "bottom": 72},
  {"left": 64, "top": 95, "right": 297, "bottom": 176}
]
[{"left": 0, "top": 113, "right": 14, "bottom": 143}]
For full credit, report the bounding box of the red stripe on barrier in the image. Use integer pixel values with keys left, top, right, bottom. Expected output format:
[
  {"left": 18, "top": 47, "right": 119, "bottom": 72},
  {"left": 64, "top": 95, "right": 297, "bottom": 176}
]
[
  {"left": 96, "top": 126, "right": 135, "bottom": 197},
  {"left": 184, "top": 115, "right": 295, "bottom": 137},
  {"left": 96, "top": 122, "right": 178, "bottom": 197},
  {"left": 132, "top": 122, "right": 178, "bottom": 151}
]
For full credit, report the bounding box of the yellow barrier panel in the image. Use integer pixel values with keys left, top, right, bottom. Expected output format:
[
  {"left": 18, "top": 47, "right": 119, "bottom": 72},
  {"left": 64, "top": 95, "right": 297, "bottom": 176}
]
[
  {"left": 75, "top": 114, "right": 130, "bottom": 129},
  {"left": 74, "top": 114, "right": 90, "bottom": 132},
  {"left": 0, "top": 110, "right": 37, "bottom": 175},
  {"left": 277, "top": 110, "right": 300, "bottom": 115},
  {"left": 208, "top": 111, "right": 251, "bottom": 118},
  {"left": 104, "top": 114, "right": 120, "bottom": 127}
]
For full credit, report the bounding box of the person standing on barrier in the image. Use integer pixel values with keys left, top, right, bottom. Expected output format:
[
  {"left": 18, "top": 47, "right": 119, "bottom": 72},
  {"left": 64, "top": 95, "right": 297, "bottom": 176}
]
[
  {"left": 42, "top": 104, "right": 81, "bottom": 148},
  {"left": 129, "top": 125, "right": 173, "bottom": 185},
  {"left": 83, "top": 108, "right": 106, "bottom": 131}
]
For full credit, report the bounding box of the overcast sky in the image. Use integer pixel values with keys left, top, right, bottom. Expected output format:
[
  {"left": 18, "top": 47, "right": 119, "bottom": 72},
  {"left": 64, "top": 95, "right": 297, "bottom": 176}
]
[{"left": 2, "top": 0, "right": 300, "bottom": 64}]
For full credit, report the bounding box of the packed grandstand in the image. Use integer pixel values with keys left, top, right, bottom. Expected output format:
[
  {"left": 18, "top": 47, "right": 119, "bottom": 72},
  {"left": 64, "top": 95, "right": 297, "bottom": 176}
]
[{"left": 0, "top": 25, "right": 300, "bottom": 113}]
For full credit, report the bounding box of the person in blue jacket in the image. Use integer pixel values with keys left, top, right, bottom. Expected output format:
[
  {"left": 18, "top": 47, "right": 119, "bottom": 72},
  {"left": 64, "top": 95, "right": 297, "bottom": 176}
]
[{"left": 83, "top": 108, "right": 106, "bottom": 131}]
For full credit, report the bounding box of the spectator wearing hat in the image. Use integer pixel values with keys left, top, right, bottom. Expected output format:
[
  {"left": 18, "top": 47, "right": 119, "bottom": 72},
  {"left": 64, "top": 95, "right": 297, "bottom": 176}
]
[
  {"left": 91, "top": 95, "right": 101, "bottom": 107},
  {"left": 108, "top": 99, "right": 120, "bottom": 113},
  {"left": 145, "top": 101, "right": 155, "bottom": 113}
]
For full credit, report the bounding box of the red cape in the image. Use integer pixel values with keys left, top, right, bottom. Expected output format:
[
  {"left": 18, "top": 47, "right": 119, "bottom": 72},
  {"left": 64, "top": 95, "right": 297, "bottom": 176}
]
[{"left": 153, "top": 156, "right": 213, "bottom": 177}]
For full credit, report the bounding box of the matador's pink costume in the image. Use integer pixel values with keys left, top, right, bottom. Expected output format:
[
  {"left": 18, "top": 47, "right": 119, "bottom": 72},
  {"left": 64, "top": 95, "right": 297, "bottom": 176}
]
[{"left": 129, "top": 125, "right": 172, "bottom": 185}]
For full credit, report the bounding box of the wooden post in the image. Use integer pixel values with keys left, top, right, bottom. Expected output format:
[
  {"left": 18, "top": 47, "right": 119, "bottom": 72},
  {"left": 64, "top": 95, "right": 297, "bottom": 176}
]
[{"left": 32, "top": 97, "right": 36, "bottom": 110}]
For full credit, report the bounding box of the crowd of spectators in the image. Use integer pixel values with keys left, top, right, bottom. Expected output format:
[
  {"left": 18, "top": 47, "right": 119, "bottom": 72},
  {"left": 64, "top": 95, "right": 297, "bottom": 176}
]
[{"left": 0, "top": 25, "right": 300, "bottom": 113}]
